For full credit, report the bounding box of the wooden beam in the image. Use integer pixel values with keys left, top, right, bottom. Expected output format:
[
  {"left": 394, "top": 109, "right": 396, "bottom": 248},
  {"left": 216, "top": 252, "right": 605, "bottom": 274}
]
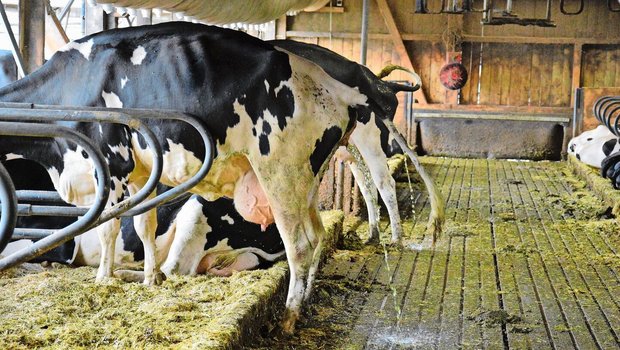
[
  {"left": 570, "top": 43, "right": 583, "bottom": 107},
  {"left": 19, "top": 0, "right": 45, "bottom": 74},
  {"left": 276, "top": 15, "right": 287, "bottom": 40},
  {"left": 287, "top": 31, "right": 620, "bottom": 46},
  {"left": 374, "top": 0, "right": 428, "bottom": 104},
  {"left": 461, "top": 34, "right": 620, "bottom": 46}
]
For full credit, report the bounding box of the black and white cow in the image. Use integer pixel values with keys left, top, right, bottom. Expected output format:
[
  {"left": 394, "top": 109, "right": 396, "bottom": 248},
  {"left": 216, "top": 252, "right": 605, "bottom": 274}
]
[
  {"left": 568, "top": 125, "right": 620, "bottom": 168},
  {"left": 272, "top": 40, "right": 442, "bottom": 245},
  {"left": 0, "top": 22, "right": 415, "bottom": 331},
  {"left": 0, "top": 50, "right": 17, "bottom": 88}
]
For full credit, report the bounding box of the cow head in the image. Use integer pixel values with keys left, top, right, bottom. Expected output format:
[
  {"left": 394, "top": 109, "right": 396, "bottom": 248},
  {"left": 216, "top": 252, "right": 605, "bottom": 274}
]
[{"left": 355, "top": 64, "right": 420, "bottom": 124}]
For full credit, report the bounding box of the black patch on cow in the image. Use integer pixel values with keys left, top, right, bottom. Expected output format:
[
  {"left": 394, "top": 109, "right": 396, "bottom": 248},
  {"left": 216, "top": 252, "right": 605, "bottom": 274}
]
[
  {"left": 309, "top": 126, "right": 343, "bottom": 176},
  {"left": 603, "top": 139, "right": 618, "bottom": 156},
  {"left": 81, "top": 150, "right": 89, "bottom": 159},
  {"left": 587, "top": 138, "right": 593, "bottom": 141},
  {"left": 263, "top": 120, "right": 272, "bottom": 134},
  {"left": 198, "top": 196, "right": 284, "bottom": 255},
  {"left": 259, "top": 134, "right": 270, "bottom": 155},
  {"left": 576, "top": 153, "right": 581, "bottom": 160},
  {"left": 569, "top": 144, "right": 575, "bottom": 152}
]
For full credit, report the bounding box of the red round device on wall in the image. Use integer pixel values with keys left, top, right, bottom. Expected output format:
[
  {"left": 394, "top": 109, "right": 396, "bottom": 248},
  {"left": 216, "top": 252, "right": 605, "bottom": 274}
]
[{"left": 439, "top": 62, "right": 468, "bottom": 90}]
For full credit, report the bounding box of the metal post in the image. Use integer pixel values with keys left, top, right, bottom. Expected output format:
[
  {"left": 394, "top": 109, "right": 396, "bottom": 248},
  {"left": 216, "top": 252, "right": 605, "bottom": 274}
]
[
  {"left": 19, "top": 0, "right": 45, "bottom": 74},
  {"left": 0, "top": 162, "right": 17, "bottom": 254},
  {"left": 0, "top": 0, "right": 26, "bottom": 77},
  {"left": 360, "top": 0, "right": 369, "bottom": 65}
]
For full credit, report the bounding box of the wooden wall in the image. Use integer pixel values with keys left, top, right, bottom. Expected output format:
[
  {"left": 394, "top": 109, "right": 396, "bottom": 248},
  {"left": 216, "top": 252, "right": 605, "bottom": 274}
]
[{"left": 284, "top": 0, "right": 620, "bottom": 110}]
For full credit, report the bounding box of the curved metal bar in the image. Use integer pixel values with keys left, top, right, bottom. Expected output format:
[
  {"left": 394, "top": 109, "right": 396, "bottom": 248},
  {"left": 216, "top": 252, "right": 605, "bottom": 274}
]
[
  {"left": 121, "top": 109, "right": 214, "bottom": 216},
  {"left": 0, "top": 102, "right": 214, "bottom": 219},
  {"left": 0, "top": 122, "right": 110, "bottom": 268},
  {"left": 560, "top": 0, "right": 584, "bottom": 15},
  {"left": 0, "top": 105, "right": 164, "bottom": 227},
  {"left": 0, "top": 161, "right": 17, "bottom": 254}
]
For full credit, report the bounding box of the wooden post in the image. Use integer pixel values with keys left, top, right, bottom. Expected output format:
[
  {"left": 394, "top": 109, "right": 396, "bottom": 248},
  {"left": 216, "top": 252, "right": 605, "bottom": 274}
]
[
  {"left": 134, "top": 9, "right": 152, "bottom": 26},
  {"left": 570, "top": 43, "right": 583, "bottom": 107},
  {"left": 375, "top": 0, "right": 428, "bottom": 104},
  {"left": 444, "top": 14, "right": 463, "bottom": 105},
  {"left": 19, "top": 0, "right": 45, "bottom": 74},
  {"left": 275, "top": 15, "right": 287, "bottom": 40},
  {"left": 84, "top": 5, "right": 115, "bottom": 35}
]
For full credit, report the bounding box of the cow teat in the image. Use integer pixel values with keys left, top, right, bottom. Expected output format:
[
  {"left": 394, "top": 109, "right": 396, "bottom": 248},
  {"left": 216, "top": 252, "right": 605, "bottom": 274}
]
[{"left": 233, "top": 170, "right": 274, "bottom": 230}]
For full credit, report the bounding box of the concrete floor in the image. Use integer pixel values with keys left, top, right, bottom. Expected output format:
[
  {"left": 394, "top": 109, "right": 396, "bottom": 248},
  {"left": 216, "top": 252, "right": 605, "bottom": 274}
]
[{"left": 264, "top": 158, "right": 620, "bottom": 350}]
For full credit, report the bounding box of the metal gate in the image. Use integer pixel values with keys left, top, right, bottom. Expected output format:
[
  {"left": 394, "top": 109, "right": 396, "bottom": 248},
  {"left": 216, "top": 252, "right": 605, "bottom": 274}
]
[{"left": 0, "top": 102, "right": 214, "bottom": 271}]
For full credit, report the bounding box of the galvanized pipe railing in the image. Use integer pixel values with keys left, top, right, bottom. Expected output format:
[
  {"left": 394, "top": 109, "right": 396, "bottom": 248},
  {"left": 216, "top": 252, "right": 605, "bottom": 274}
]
[
  {"left": 593, "top": 96, "right": 620, "bottom": 137},
  {"left": 0, "top": 103, "right": 214, "bottom": 271},
  {"left": 0, "top": 121, "right": 111, "bottom": 262},
  {"left": 0, "top": 161, "right": 17, "bottom": 254}
]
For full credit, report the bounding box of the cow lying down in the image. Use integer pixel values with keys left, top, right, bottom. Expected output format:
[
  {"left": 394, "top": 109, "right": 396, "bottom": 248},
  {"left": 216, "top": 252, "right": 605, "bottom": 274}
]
[
  {"left": 568, "top": 125, "right": 620, "bottom": 168},
  {"left": 0, "top": 22, "right": 422, "bottom": 331},
  {"left": 567, "top": 125, "right": 620, "bottom": 189}
]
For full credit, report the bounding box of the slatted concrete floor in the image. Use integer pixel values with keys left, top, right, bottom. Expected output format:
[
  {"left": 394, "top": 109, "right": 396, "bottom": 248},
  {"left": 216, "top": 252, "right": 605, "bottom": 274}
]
[{"left": 263, "top": 158, "right": 620, "bottom": 350}]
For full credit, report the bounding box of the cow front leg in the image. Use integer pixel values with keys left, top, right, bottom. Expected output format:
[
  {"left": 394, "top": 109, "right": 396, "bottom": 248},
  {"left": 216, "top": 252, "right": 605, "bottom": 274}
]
[
  {"left": 161, "top": 197, "right": 209, "bottom": 276},
  {"left": 128, "top": 183, "right": 165, "bottom": 286},
  {"left": 348, "top": 158, "right": 380, "bottom": 243},
  {"left": 95, "top": 217, "right": 121, "bottom": 282}
]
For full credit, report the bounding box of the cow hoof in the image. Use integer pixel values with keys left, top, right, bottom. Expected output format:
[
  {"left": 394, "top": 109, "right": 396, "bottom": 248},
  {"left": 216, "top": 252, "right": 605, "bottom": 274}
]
[
  {"left": 364, "top": 235, "right": 380, "bottom": 246},
  {"left": 389, "top": 237, "right": 403, "bottom": 247},
  {"left": 95, "top": 275, "right": 117, "bottom": 284},
  {"left": 426, "top": 217, "right": 444, "bottom": 242},
  {"left": 144, "top": 271, "right": 167, "bottom": 286},
  {"left": 281, "top": 310, "right": 298, "bottom": 335}
]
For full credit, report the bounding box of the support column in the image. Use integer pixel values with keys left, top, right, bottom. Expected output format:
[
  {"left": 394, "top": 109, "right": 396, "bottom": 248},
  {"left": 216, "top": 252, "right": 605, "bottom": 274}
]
[
  {"left": 19, "top": 0, "right": 45, "bottom": 74},
  {"left": 134, "top": 9, "right": 152, "bottom": 26},
  {"left": 570, "top": 43, "right": 583, "bottom": 107},
  {"left": 84, "top": 4, "right": 114, "bottom": 35}
]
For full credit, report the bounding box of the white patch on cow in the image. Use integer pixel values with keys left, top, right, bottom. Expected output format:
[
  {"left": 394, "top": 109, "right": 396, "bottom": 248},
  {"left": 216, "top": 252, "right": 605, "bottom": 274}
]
[
  {"left": 58, "top": 39, "right": 94, "bottom": 60},
  {"left": 0, "top": 239, "right": 33, "bottom": 258},
  {"left": 47, "top": 147, "right": 97, "bottom": 206},
  {"left": 5, "top": 153, "right": 23, "bottom": 160},
  {"left": 161, "top": 197, "right": 211, "bottom": 276},
  {"left": 108, "top": 143, "right": 131, "bottom": 161},
  {"left": 102, "top": 91, "right": 123, "bottom": 108},
  {"left": 121, "top": 76, "right": 129, "bottom": 89},
  {"left": 264, "top": 80, "right": 270, "bottom": 93},
  {"left": 130, "top": 46, "right": 147, "bottom": 65},
  {"left": 221, "top": 214, "right": 235, "bottom": 225},
  {"left": 569, "top": 125, "right": 618, "bottom": 168}
]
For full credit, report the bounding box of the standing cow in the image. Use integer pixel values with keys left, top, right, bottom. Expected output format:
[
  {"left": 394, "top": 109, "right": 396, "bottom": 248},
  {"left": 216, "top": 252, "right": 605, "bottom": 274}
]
[{"left": 0, "top": 22, "right": 416, "bottom": 331}]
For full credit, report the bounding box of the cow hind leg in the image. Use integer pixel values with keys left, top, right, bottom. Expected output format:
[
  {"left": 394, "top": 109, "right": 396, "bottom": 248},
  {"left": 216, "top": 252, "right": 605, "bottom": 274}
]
[
  {"left": 348, "top": 160, "right": 380, "bottom": 243},
  {"left": 252, "top": 165, "right": 323, "bottom": 334},
  {"left": 95, "top": 218, "right": 121, "bottom": 282},
  {"left": 127, "top": 183, "right": 165, "bottom": 286}
]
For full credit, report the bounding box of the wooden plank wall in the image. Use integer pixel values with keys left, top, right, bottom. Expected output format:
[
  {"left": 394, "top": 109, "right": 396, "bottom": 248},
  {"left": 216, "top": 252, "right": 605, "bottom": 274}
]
[
  {"left": 286, "top": 0, "right": 620, "bottom": 109},
  {"left": 461, "top": 43, "right": 573, "bottom": 107},
  {"left": 582, "top": 45, "right": 620, "bottom": 88}
]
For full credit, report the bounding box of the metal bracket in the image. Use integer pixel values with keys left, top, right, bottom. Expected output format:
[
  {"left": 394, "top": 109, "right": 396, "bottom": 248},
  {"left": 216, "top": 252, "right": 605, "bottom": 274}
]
[{"left": 560, "top": 0, "right": 584, "bottom": 15}]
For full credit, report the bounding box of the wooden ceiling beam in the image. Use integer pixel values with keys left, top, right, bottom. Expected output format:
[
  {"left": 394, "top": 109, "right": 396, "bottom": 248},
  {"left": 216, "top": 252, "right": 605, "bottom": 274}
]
[{"left": 374, "top": 0, "right": 428, "bottom": 104}]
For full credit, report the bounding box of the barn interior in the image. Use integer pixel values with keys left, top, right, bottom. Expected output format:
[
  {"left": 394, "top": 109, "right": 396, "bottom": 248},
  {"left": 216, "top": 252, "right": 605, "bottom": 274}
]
[{"left": 1, "top": 0, "right": 620, "bottom": 349}]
